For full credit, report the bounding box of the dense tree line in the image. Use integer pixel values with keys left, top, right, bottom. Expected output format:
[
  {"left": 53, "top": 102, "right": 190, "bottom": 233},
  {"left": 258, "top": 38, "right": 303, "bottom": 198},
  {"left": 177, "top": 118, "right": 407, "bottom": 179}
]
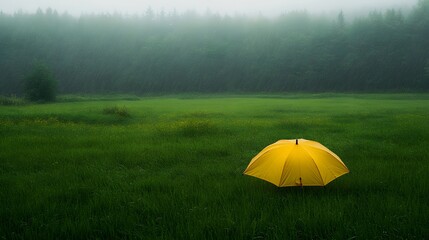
[{"left": 1, "top": 1, "right": 429, "bottom": 94}]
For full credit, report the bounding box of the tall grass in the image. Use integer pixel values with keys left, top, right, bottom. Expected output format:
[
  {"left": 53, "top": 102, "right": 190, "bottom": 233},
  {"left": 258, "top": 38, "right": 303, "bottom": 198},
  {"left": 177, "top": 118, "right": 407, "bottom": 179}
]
[
  {"left": 102, "top": 105, "right": 131, "bottom": 117},
  {"left": 0, "top": 94, "right": 428, "bottom": 239},
  {"left": 0, "top": 95, "right": 26, "bottom": 106}
]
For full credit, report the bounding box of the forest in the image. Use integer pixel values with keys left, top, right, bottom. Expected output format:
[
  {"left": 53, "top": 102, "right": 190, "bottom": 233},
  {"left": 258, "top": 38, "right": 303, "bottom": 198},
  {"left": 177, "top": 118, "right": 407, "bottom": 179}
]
[{"left": 0, "top": 0, "right": 428, "bottom": 94}]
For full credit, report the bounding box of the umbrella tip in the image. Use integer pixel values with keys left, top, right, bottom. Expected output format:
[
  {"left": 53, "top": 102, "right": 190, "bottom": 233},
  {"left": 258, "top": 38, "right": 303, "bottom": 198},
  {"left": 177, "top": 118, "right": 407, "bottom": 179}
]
[{"left": 296, "top": 139, "right": 298, "bottom": 145}]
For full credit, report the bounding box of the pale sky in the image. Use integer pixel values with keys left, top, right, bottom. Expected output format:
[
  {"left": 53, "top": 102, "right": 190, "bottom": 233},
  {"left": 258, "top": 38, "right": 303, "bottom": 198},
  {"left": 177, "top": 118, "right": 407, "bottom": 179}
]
[{"left": 0, "top": 0, "right": 419, "bottom": 17}]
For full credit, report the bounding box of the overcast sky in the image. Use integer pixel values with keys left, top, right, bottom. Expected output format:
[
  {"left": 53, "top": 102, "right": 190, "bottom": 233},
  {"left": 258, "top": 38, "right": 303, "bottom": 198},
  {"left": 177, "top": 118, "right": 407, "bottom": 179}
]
[{"left": 0, "top": 0, "right": 419, "bottom": 17}]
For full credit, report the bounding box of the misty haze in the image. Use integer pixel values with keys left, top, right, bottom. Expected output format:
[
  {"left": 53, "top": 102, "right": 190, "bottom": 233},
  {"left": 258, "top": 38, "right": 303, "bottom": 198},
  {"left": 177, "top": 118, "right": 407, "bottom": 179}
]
[
  {"left": 1, "top": 0, "right": 429, "bottom": 239},
  {"left": 0, "top": 0, "right": 419, "bottom": 17}
]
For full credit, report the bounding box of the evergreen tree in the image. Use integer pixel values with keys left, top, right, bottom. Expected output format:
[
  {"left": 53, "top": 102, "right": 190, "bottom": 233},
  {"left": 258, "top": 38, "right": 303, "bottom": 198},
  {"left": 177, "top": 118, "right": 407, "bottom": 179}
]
[
  {"left": 24, "top": 63, "right": 57, "bottom": 102},
  {"left": 338, "top": 11, "right": 345, "bottom": 28},
  {"left": 425, "top": 59, "right": 429, "bottom": 78}
]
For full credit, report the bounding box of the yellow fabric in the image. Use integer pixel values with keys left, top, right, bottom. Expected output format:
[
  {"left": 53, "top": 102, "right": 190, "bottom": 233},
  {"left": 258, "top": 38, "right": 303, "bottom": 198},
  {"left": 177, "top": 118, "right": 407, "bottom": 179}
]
[{"left": 244, "top": 139, "right": 349, "bottom": 187}]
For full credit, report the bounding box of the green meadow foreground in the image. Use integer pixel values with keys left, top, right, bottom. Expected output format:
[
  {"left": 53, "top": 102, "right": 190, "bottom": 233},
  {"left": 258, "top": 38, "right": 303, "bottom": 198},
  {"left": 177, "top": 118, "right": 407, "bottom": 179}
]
[{"left": 1, "top": 94, "right": 428, "bottom": 239}]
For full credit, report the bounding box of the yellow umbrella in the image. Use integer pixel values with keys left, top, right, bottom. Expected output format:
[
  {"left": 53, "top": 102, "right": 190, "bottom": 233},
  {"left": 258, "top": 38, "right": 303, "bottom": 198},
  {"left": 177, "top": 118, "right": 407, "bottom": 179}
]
[{"left": 244, "top": 139, "right": 349, "bottom": 187}]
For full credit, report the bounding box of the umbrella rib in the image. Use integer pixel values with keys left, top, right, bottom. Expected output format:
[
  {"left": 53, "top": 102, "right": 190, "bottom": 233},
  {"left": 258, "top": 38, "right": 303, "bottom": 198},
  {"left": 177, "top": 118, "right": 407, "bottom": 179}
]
[
  {"left": 279, "top": 148, "right": 294, "bottom": 186},
  {"left": 302, "top": 145, "right": 348, "bottom": 185},
  {"left": 245, "top": 144, "right": 290, "bottom": 172},
  {"left": 303, "top": 144, "right": 349, "bottom": 170},
  {"left": 300, "top": 146, "right": 326, "bottom": 185}
]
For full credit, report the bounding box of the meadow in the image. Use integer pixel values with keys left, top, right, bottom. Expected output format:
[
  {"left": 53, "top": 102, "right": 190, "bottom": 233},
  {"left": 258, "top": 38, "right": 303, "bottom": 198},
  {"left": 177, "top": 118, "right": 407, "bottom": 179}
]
[{"left": 0, "top": 94, "right": 428, "bottom": 239}]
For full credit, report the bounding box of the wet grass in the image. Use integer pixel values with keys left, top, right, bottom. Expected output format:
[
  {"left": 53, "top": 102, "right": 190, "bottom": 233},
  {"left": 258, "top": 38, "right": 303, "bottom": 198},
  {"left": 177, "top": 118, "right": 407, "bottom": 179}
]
[{"left": 0, "top": 94, "right": 428, "bottom": 239}]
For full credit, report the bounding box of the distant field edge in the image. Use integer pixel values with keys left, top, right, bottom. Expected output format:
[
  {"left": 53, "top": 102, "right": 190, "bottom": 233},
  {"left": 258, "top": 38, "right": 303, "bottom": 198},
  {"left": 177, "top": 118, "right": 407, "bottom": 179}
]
[
  {"left": 57, "top": 92, "right": 429, "bottom": 101},
  {"left": 2, "top": 92, "right": 429, "bottom": 104}
]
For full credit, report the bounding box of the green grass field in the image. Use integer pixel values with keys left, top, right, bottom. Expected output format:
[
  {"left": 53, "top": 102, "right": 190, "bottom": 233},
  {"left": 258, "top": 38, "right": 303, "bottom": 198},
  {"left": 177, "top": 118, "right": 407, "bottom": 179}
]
[{"left": 1, "top": 94, "right": 429, "bottom": 239}]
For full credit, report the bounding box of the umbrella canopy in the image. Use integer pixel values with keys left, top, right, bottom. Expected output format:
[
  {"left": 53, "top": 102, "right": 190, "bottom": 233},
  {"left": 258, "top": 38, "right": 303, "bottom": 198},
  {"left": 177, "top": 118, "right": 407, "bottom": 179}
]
[{"left": 244, "top": 139, "right": 349, "bottom": 187}]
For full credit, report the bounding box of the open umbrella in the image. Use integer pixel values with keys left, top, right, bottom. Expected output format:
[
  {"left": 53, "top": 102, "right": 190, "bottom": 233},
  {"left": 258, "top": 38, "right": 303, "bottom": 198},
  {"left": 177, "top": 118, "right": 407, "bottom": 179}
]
[{"left": 244, "top": 139, "right": 349, "bottom": 187}]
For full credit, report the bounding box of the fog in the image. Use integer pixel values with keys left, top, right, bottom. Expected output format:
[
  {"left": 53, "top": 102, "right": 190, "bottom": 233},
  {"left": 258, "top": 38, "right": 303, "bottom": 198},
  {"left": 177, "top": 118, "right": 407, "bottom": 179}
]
[{"left": 0, "top": 0, "right": 419, "bottom": 17}]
